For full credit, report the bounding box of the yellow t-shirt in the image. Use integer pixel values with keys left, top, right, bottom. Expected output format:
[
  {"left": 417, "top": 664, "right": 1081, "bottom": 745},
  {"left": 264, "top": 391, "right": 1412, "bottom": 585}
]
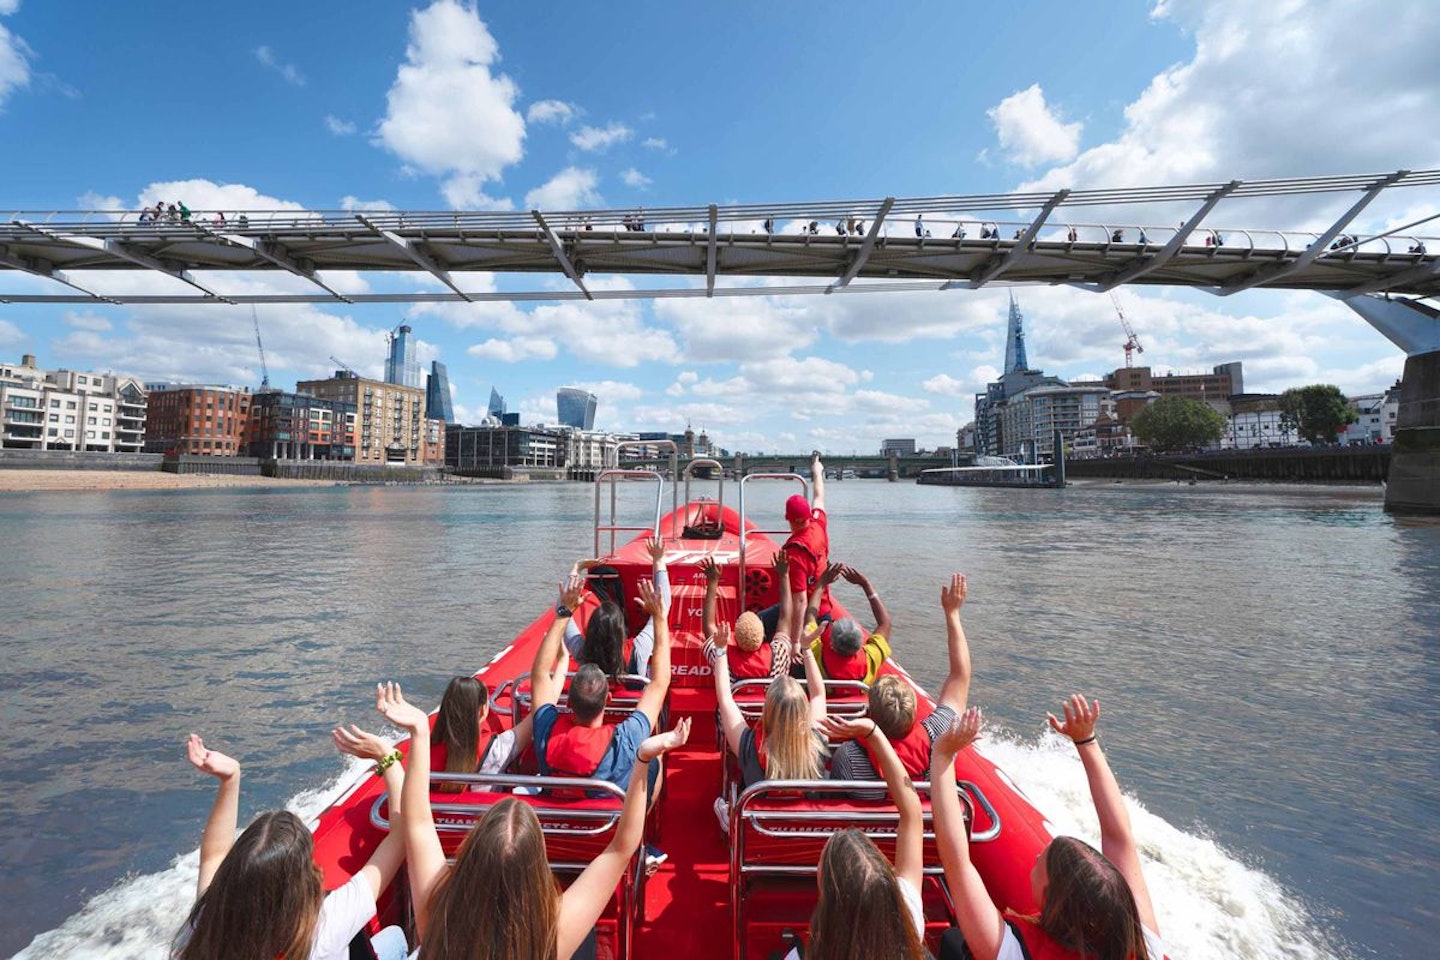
[{"left": 808, "top": 627, "right": 892, "bottom": 685}]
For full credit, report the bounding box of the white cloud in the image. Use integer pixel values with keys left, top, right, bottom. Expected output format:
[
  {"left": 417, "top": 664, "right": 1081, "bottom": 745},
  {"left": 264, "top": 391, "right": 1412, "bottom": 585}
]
[
  {"left": 467, "top": 337, "right": 558, "bottom": 362},
  {"left": 324, "top": 115, "right": 357, "bottom": 136},
  {"left": 375, "top": 0, "right": 525, "bottom": 209},
  {"left": 642, "top": 137, "right": 668, "bottom": 150},
  {"left": 136, "top": 179, "right": 306, "bottom": 213},
  {"left": 0, "top": 2, "right": 21, "bottom": 16},
  {"left": 254, "top": 45, "right": 305, "bottom": 87},
  {"left": 986, "top": 84, "right": 1081, "bottom": 167},
  {"left": 569, "top": 121, "right": 632, "bottom": 153},
  {"left": 340, "top": 195, "right": 396, "bottom": 212},
  {"left": 527, "top": 99, "right": 577, "bottom": 125},
  {"left": 921, "top": 373, "right": 972, "bottom": 397},
  {"left": 0, "top": 13, "right": 31, "bottom": 111},
  {"left": 0, "top": 319, "right": 25, "bottom": 349},
  {"left": 524, "top": 167, "right": 602, "bottom": 210},
  {"left": 565, "top": 379, "right": 645, "bottom": 403},
  {"left": 440, "top": 175, "right": 516, "bottom": 211},
  {"left": 64, "top": 311, "right": 112, "bottom": 332},
  {"left": 620, "top": 168, "right": 652, "bottom": 189}
]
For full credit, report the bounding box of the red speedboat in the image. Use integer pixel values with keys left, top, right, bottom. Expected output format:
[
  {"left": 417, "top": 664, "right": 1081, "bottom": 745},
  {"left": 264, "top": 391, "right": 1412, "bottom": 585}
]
[{"left": 309, "top": 461, "right": 1054, "bottom": 959}]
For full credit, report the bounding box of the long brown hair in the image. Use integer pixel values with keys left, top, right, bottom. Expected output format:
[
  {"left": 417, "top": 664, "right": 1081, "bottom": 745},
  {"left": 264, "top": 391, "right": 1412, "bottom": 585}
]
[
  {"left": 176, "top": 811, "right": 323, "bottom": 960},
  {"left": 432, "top": 676, "right": 488, "bottom": 794},
  {"left": 761, "top": 675, "right": 822, "bottom": 781},
  {"left": 423, "top": 797, "right": 560, "bottom": 960},
  {"left": 581, "top": 602, "right": 629, "bottom": 680},
  {"left": 1039, "top": 836, "right": 1151, "bottom": 960},
  {"left": 807, "top": 829, "right": 925, "bottom": 960}
]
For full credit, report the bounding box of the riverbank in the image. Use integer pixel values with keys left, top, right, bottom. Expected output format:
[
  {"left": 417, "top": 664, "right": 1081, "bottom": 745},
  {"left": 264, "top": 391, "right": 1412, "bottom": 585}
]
[{"left": 0, "top": 469, "right": 344, "bottom": 492}]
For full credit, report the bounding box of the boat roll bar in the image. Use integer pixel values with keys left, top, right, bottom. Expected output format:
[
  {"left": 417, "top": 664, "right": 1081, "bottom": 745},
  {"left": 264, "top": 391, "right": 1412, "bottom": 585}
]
[
  {"left": 736, "top": 472, "right": 808, "bottom": 596},
  {"left": 595, "top": 440, "right": 678, "bottom": 556},
  {"left": 682, "top": 457, "right": 725, "bottom": 523},
  {"left": 730, "top": 677, "right": 871, "bottom": 719},
  {"left": 369, "top": 771, "right": 629, "bottom": 837}
]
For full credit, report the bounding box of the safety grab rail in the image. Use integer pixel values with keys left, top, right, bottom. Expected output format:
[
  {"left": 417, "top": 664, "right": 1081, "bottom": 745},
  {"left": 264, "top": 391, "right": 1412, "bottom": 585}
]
[
  {"left": 513, "top": 672, "right": 651, "bottom": 709},
  {"left": 736, "top": 472, "right": 809, "bottom": 596},
  {"left": 682, "top": 457, "right": 725, "bottom": 524},
  {"left": 595, "top": 440, "right": 677, "bottom": 556},
  {"left": 730, "top": 677, "right": 870, "bottom": 719},
  {"left": 486, "top": 676, "right": 518, "bottom": 718},
  {"left": 732, "top": 777, "right": 1000, "bottom": 846},
  {"left": 368, "top": 771, "right": 628, "bottom": 837}
]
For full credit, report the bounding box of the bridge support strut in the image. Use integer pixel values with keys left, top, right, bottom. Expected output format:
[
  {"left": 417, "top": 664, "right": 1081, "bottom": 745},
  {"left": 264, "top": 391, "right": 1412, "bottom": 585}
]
[{"left": 1341, "top": 293, "right": 1440, "bottom": 514}]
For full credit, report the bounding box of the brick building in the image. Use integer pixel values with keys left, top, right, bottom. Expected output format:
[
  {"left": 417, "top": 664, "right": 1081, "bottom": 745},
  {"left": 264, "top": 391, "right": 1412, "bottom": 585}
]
[
  {"left": 298, "top": 371, "right": 443, "bottom": 465},
  {"left": 143, "top": 384, "right": 252, "bottom": 455}
]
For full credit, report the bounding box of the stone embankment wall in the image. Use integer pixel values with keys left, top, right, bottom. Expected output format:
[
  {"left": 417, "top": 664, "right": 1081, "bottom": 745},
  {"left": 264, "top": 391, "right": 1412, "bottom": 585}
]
[
  {"left": 265, "top": 461, "right": 440, "bottom": 483},
  {"left": 0, "top": 449, "right": 164, "bottom": 471},
  {"left": 1065, "top": 447, "right": 1390, "bottom": 483}
]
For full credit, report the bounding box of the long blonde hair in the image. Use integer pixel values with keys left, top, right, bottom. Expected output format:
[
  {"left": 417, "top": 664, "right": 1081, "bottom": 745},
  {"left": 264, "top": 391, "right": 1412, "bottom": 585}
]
[
  {"left": 424, "top": 798, "right": 561, "bottom": 960},
  {"left": 761, "top": 675, "right": 822, "bottom": 781}
]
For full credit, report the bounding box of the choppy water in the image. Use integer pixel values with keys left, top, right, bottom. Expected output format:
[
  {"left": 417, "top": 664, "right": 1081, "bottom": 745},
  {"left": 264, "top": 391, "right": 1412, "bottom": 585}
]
[{"left": 3, "top": 480, "right": 1437, "bottom": 958}]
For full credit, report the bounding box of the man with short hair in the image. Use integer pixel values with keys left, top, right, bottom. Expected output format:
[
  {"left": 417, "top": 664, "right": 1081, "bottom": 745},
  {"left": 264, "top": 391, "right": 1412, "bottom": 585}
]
[
  {"left": 805, "top": 563, "right": 892, "bottom": 685},
  {"left": 830, "top": 573, "right": 973, "bottom": 782},
  {"left": 531, "top": 576, "right": 673, "bottom": 795}
]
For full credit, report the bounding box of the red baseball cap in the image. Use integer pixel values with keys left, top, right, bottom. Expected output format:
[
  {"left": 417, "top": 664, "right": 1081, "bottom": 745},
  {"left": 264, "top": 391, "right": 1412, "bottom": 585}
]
[{"left": 785, "top": 494, "right": 811, "bottom": 522}]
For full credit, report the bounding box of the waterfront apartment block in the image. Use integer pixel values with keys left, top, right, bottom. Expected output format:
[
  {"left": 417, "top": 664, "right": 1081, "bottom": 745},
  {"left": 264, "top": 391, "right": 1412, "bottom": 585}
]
[
  {"left": 298, "top": 371, "right": 443, "bottom": 465},
  {"left": 143, "top": 384, "right": 252, "bottom": 455},
  {"left": 247, "top": 390, "right": 357, "bottom": 460},
  {"left": 1, "top": 354, "right": 147, "bottom": 452},
  {"left": 447, "top": 423, "right": 562, "bottom": 471}
]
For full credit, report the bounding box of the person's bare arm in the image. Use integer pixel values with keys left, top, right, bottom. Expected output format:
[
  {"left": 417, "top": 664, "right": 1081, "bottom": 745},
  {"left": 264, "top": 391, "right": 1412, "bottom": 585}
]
[
  {"left": 1047, "top": 695, "right": 1159, "bottom": 934},
  {"left": 801, "top": 640, "right": 827, "bottom": 725},
  {"left": 557, "top": 720, "right": 690, "bottom": 960},
  {"left": 332, "top": 725, "right": 407, "bottom": 901},
  {"left": 185, "top": 734, "right": 240, "bottom": 898},
  {"left": 706, "top": 624, "right": 748, "bottom": 756},
  {"left": 634, "top": 578, "right": 672, "bottom": 728},
  {"left": 822, "top": 717, "right": 922, "bottom": 892},
  {"left": 532, "top": 576, "right": 584, "bottom": 709},
  {"left": 809, "top": 451, "right": 826, "bottom": 513},
  {"left": 774, "top": 550, "right": 794, "bottom": 635},
  {"left": 373, "top": 683, "right": 445, "bottom": 939},
  {"left": 938, "top": 573, "right": 973, "bottom": 713},
  {"left": 842, "top": 565, "right": 890, "bottom": 639},
  {"left": 805, "top": 562, "right": 844, "bottom": 625},
  {"left": 700, "top": 556, "right": 721, "bottom": 641},
  {"left": 931, "top": 709, "right": 1004, "bottom": 960}
]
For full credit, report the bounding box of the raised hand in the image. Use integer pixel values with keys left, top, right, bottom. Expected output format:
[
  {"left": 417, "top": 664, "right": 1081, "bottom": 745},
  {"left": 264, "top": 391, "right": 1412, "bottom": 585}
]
[
  {"left": 700, "top": 556, "right": 721, "bottom": 586},
  {"left": 375, "top": 681, "right": 429, "bottom": 733},
  {"left": 1046, "top": 694, "right": 1100, "bottom": 744},
  {"left": 941, "top": 573, "right": 968, "bottom": 614},
  {"left": 186, "top": 733, "right": 240, "bottom": 781},
  {"left": 645, "top": 536, "right": 667, "bottom": 566},
  {"left": 772, "top": 550, "right": 789, "bottom": 578},
  {"left": 637, "top": 716, "right": 692, "bottom": 762},
  {"left": 819, "top": 562, "right": 844, "bottom": 587},
  {"left": 839, "top": 564, "right": 869, "bottom": 587},
  {"left": 558, "top": 573, "right": 584, "bottom": 611},
  {"left": 332, "top": 724, "right": 390, "bottom": 763},
  {"left": 819, "top": 715, "right": 876, "bottom": 742},
  {"left": 933, "top": 707, "right": 982, "bottom": 757},
  {"left": 635, "top": 577, "right": 668, "bottom": 617}
]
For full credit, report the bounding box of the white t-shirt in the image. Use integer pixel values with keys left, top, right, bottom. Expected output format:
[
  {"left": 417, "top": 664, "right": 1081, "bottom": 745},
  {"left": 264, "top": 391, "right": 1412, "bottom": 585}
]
[
  {"left": 478, "top": 728, "right": 518, "bottom": 777},
  {"left": 994, "top": 921, "right": 1167, "bottom": 960},
  {"left": 783, "top": 876, "right": 924, "bottom": 959},
  {"left": 310, "top": 873, "right": 379, "bottom": 960}
]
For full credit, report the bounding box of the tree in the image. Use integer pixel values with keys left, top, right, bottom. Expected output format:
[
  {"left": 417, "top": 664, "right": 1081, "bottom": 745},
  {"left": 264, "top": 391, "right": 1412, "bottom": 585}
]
[
  {"left": 1279, "top": 384, "right": 1356, "bottom": 445},
  {"left": 1131, "top": 396, "right": 1227, "bottom": 453}
]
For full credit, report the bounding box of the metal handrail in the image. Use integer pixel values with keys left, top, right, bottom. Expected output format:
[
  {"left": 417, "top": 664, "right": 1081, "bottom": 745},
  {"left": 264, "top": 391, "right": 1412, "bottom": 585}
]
[
  {"left": 682, "top": 457, "right": 725, "bottom": 524},
  {"left": 513, "top": 671, "right": 652, "bottom": 719},
  {"left": 368, "top": 771, "right": 628, "bottom": 835},
  {"left": 730, "top": 677, "right": 870, "bottom": 719},
  {"left": 487, "top": 676, "right": 517, "bottom": 717},
  {"left": 736, "top": 472, "right": 809, "bottom": 596}
]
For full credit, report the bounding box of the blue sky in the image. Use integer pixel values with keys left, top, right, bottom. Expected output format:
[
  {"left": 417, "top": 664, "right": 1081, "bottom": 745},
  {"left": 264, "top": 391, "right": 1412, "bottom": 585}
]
[{"left": 2, "top": 1, "right": 1437, "bottom": 452}]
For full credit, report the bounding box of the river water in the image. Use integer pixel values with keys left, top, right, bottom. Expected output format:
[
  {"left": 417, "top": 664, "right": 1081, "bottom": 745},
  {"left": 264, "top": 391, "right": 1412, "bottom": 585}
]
[{"left": 3, "top": 480, "right": 1437, "bottom": 958}]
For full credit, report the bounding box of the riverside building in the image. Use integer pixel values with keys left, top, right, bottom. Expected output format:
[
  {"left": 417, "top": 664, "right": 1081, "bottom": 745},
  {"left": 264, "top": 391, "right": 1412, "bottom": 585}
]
[
  {"left": 1, "top": 354, "right": 148, "bottom": 453},
  {"left": 247, "top": 391, "right": 357, "bottom": 460},
  {"left": 143, "top": 383, "right": 251, "bottom": 456},
  {"left": 298, "top": 371, "right": 443, "bottom": 465}
]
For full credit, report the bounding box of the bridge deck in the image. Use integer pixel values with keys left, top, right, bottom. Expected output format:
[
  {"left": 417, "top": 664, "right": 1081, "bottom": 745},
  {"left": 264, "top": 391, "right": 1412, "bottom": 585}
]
[{"left": 3, "top": 168, "right": 1438, "bottom": 304}]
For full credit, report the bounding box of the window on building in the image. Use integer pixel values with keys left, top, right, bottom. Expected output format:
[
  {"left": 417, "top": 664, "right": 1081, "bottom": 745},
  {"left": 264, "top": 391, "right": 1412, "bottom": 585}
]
[
  {"left": 64, "top": 415, "right": 75, "bottom": 424},
  {"left": 50, "top": 399, "right": 60, "bottom": 408},
  {"left": 47, "top": 427, "right": 57, "bottom": 436},
  {"left": 66, "top": 401, "right": 77, "bottom": 409}
]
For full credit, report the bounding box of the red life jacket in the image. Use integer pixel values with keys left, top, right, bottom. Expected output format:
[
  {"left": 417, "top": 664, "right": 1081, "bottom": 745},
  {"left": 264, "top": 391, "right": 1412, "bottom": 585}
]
[
  {"left": 819, "top": 626, "right": 868, "bottom": 681},
  {"left": 1007, "top": 916, "right": 1168, "bottom": 960},
  {"left": 728, "top": 642, "right": 774, "bottom": 679},
  {"left": 859, "top": 708, "right": 935, "bottom": 780},
  {"left": 543, "top": 714, "right": 616, "bottom": 778},
  {"left": 784, "top": 514, "right": 831, "bottom": 614}
]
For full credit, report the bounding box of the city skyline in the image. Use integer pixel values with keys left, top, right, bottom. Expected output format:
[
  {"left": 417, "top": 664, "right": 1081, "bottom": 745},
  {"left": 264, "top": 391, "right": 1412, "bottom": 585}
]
[{"left": 1, "top": 2, "right": 1437, "bottom": 452}]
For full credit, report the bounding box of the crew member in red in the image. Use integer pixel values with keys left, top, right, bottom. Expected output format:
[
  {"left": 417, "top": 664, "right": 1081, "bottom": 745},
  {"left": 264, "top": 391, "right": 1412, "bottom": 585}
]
[
  {"left": 531, "top": 575, "right": 673, "bottom": 802},
  {"left": 759, "top": 452, "right": 830, "bottom": 640},
  {"left": 931, "top": 701, "right": 1169, "bottom": 960},
  {"left": 831, "top": 573, "right": 973, "bottom": 783},
  {"left": 701, "top": 551, "right": 798, "bottom": 681},
  {"left": 804, "top": 563, "right": 892, "bottom": 685}
]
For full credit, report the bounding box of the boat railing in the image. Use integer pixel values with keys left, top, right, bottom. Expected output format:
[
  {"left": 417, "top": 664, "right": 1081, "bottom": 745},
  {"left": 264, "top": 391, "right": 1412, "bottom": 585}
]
[
  {"left": 730, "top": 677, "right": 870, "bottom": 720},
  {"left": 682, "top": 457, "right": 725, "bottom": 521},
  {"left": 511, "top": 670, "right": 652, "bottom": 724},
  {"left": 736, "top": 472, "right": 809, "bottom": 597},
  {"left": 596, "top": 440, "right": 676, "bottom": 556}
]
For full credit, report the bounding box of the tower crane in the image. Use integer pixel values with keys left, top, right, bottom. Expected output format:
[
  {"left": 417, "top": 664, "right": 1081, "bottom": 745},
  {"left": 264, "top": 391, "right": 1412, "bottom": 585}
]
[
  {"left": 1110, "top": 291, "right": 1144, "bottom": 368},
  {"left": 251, "top": 306, "right": 270, "bottom": 389},
  {"left": 330, "top": 355, "right": 356, "bottom": 377}
]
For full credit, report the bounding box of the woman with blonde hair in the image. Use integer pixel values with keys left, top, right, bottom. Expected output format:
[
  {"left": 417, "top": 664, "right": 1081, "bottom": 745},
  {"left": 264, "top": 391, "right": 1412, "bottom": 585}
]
[
  {"left": 375, "top": 682, "right": 689, "bottom": 960},
  {"left": 709, "top": 617, "right": 827, "bottom": 829},
  {"left": 930, "top": 698, "right": 1167, "bottom": 960}
]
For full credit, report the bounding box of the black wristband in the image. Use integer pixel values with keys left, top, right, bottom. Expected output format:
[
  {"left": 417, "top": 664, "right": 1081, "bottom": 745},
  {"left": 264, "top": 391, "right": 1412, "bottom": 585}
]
[
  {"left": 554, "top": 603, "right": 573, "bottom": 618},
  {"left": 1074, "top": 735, "right": 1097, "bottom": 746}
]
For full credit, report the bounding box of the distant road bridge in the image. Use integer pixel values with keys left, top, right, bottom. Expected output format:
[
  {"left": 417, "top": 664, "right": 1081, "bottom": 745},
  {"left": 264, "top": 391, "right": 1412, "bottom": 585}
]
[{"left": 626, "top": 453, "right": 952, "bottom": 480}]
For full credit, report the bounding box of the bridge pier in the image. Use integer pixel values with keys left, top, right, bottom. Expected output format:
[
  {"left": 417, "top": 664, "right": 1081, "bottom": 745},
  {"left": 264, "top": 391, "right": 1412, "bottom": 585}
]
[{"left": 1343, "top": 295, "right": 1440, "bottom": 514}]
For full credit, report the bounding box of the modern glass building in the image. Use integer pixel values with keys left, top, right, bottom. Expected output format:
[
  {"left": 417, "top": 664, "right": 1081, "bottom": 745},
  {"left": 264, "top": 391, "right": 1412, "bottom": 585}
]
[
  {"left": 385, "top": 324, "right": 421, "bottom": 389},
  {"left": 425, "top": 361, "right": 454, "bottom": 422},
  {"left": 557, "top": 387, "right": 598, "bottom": 430},
  {"left": 488, "top": 387, "right": 506, "bottom": 419}
]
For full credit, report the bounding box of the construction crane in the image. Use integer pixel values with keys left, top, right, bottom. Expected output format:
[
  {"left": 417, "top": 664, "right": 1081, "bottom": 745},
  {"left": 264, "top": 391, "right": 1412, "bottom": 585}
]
[
  {"left": 1111, "top": 291, "right": 1144, "bottom": 368},
  {"left": 251, "top": 306, "right": 270, "bottom": 389},
  {"left": 330, "top": 355, "right": 356, "bottom": 377}
]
